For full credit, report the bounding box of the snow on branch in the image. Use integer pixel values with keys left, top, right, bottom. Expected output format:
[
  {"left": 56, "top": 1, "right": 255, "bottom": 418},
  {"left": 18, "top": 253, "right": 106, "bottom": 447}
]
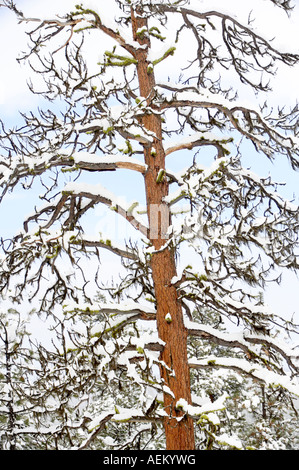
[
  {"left": 0, "top": 151, "right": 146, "bottom": 203},
  {"left": 166, "top": 154, "right": 299, "bottom": 275},
  {"left": 176, "top": 394, "right": 228, "bottom": 420},
  {"left": 189, "top": 355, "right": 299, "bottom": 397},
  {"left": 20, "top": 226, "right": 139, "bottom": 262},
  {"left": 12, "top": 3, "right": 140, "bottom": 59},
  {"left": 77, "top": 412, "right": 114, "bottom": 451},
  {"left": 158, "top": 86, "right": 299, "bottom": 169},
  {"left": 79, "top": 404, "right": 165, "bottom": 450},
  {"left": 186, "top": 318, "right": 299, "bottom": 374},
  {"left": 70, "top": 4, "right": 145, "bottom": 58},
  {"left": 64, "top": 300, "right": 156, "bottom": 321},
  {"left": 63, "top": 181, "right": 149, "bottom": 238},
  {"left": 178, "top": 271, "right": 295, "bottom": 337},
  {"left": 63, "top": 299, "right": 161, "bottom": 352},
  {"left": 75, "top": 235, "right": 139, "bottom": 261},
  {"left": 164, "top": 131, "right": 233, "bottom": 158},
  {"left": 0, "top": 225, "right": 143, "bottom": 311},
  {"left": 268, "top": 0, "right": 294, "bottom": 11},
  {"left": 153, "top": 3, "right": 299, "bottom": 88}
]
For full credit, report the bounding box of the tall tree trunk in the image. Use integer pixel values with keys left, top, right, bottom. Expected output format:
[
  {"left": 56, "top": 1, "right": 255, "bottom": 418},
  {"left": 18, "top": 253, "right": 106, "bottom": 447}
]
[{"left": 131, "top": 8, "right": 195, "bottom": 450}]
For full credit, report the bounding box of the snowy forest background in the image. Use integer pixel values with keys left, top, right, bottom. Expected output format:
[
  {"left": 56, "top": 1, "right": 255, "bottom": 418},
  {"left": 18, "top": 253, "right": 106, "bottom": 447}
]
[{"left": 0, "top": 0, "right": 298, "bottom": 450}]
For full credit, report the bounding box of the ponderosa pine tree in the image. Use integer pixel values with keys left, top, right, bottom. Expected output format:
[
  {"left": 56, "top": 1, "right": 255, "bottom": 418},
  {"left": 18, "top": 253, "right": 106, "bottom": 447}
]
[{"left": 0, "top": 0, "right": 298, "bottom": 450}]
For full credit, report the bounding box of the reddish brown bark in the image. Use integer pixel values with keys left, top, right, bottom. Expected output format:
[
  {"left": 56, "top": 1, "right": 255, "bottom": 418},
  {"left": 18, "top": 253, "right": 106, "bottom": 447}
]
[{"left": 131, "top": 9, "right": 195, "bottom": 450}]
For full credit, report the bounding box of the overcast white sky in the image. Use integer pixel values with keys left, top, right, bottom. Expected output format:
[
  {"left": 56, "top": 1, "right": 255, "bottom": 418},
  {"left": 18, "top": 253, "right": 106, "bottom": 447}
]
[{"left": 0, "top": 0, "right": 298, "bottom": 323}]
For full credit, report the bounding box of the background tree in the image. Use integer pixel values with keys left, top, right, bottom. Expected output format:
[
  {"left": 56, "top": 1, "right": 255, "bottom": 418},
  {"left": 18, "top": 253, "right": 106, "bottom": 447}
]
[
  {"left": 0, "top": 0, "right": 298, "bottom": 450},
  {"left": 0, "top": 308, "right": 37, "bottom": 449}
]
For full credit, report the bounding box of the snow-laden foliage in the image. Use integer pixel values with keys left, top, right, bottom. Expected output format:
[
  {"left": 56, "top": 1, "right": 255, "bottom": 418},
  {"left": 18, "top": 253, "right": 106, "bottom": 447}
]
[{"left": 0, "top": 0, "right": 298, "bottom": 449}]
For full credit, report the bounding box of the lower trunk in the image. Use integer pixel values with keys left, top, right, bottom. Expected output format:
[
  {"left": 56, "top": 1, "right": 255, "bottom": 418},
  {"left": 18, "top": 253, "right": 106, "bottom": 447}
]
[{"left": 151, "top": 247, "right": 195, "bottom": 450}]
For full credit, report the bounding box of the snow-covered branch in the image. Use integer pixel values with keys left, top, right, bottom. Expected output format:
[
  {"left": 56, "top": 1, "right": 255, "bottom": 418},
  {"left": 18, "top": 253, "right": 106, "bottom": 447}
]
[
  {"left": 153, "top": 3, "right": 299, "bottom": 90},
  {"left": 189, "top": 355, "right": 299, "bottom": 397},
  {"left": 64, "top": 300, "right": 156, "bottom": 322},
  {"left": 74, "top": 236, "right": 139, "bottom": 261},
  {"left": 77, "top": 412, "right": 114, "bottom": 451},
  {"left": 164, "top": 131, "right": 232, "bottom": 159},
  {"left": 158, "top": 87, "right": 299, "bottom": 168},
  {"left": 63, "top": 182, "right": 148, "bottom": 238},
  {"left": 3, "top": 151, "right": 146, "bottom": 178},
  {"left": 186, "top": 319, "right": 299, "bottom": 374}
]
